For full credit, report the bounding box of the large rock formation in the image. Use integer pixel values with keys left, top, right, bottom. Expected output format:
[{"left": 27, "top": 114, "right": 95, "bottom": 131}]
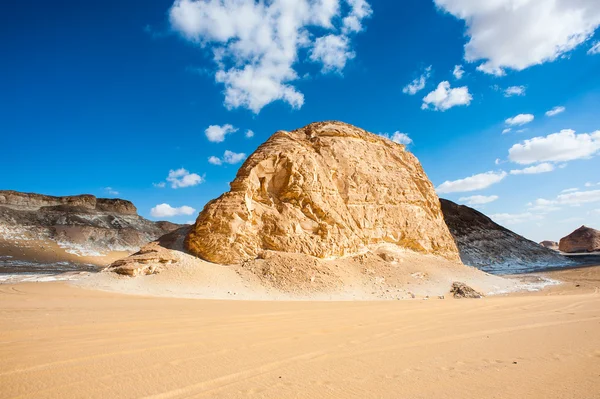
[
  {"left": 540, "top": 241, "right": 559, "bottom": 251},
  {"left": 186, "top": 121, "right": 459, "bottom": 264},
  {"left": 0, "top": 190, "right": 180, "bottom": 259},
  {"left": 440, "top": 199, "right": 569, "bottom": 273},
  {"left": 559, "top": 226, "right": 600, "bottom": 253}
]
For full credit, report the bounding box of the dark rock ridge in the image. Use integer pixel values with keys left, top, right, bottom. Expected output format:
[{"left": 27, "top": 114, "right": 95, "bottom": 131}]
[
  {"left": 440, "top": 199, "right": 570, "bottom": 273},
  {"left": 0, "top": 190, "right": 180, "bottom": 257},
  {"left": 559, "top": 226, "right": 600, "bottom": 253}
]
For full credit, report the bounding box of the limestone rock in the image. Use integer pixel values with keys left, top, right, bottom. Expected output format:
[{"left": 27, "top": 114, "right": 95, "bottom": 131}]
[
  {"left": 450, "top": 282, "right": 483, "bottom": 299},
  {"left": 186, "top": 121, "right": 459, "bottom": 264},
  {"left": 440, "top": 199, "right": 569, "bottom": 273},
  {"left": 540, "top": 241, "right": 559, "bottom": 251},
  {"left": 559, "top": 226, "right": 600, "bottom": 253},
  {"left": 106, "top": 242, "right": 178, "bottom": 277},
  {"left": 0, "top": 190, "right": 182, "bottom": 258}
]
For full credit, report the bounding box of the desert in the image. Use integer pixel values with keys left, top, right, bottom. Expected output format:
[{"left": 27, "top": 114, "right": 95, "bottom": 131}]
[{"left": 4, "top": 1, "right": 600, "bottom": 398}]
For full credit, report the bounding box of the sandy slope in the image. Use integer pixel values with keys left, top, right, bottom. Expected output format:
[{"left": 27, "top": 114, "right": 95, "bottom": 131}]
[{"left": 1, "top": 268, "right": 599, "bottom": 399}]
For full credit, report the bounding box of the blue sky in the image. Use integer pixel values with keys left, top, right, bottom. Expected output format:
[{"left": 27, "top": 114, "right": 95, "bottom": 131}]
[{"left": 1, "top": 0, "right": 600, "bottom": 242}]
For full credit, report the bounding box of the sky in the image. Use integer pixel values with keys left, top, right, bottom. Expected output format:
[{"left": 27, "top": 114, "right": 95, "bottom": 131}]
[{"left": 1, "top": 0, "right": 600, "bottom": 243}]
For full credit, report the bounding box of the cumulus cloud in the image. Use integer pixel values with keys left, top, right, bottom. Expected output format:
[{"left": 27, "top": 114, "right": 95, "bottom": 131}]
[
  {"left": 545, "top": 106, "right": 565, "bottom": 117},
  {"left": 245, "top": 129, "right": 254, "bottom": 138},
  {"left": 490, "top": 212, "right": 544, "bottom": 225},
  {"left": 458, "top": 195, "right": 499, "bottom": 205},
  {"left": 209, "top": 150, "right": 247, "bottom": 165},
  {"left": 150, "top": 203, "right": 196, "bottom": 218},
  {"left": 453, "top": 65, "right": 464, "bottom": 79},
  {"left": 403, "top": 66, "right": 432, "bottom": 95},
  {"left": 502, "top": 128, "right": 511, "bottom": 134},
  {"left": 166, "top": 168, "right": 204, "bottom": 188},
  {"left": 421, "top": 81, "right": 472, "bottom": 111},
  {"left": 103, "top": 187, "right": 119, "bottom": 196},
  {"left": 205, "top": 124, "right": 238, "bottom": 143},
  {"left": 589, "top": 41, "right": 600, "bottom": 55},
  {"left": 508, "top": 129, "right": 600, "bottom": 165},
  {"left": 509, "top": 162, "right": 555, "bottom": 175},
  {"left": 436, "top": 170, "right": 507, "bottom": 194},
  {"left": 530, "top": 190, "right": 600, "bottom": 213},
  {"left": 504, "top": 86, "right": 526, "bottom": 97},
  {"left": 169, "top": 0, "right": 372, "bottom": 113},
  {"left": 310, "top": 34, "right": 355, "bottom": 73},
  {"left": 505, "top": 113, "right": 534, "bottom": 126},
  {"left": 379, "top": 131, "right": 412, "bottom": 145},
  {"left": 434, "top": 0, "right": 600, "bottom": 75}
]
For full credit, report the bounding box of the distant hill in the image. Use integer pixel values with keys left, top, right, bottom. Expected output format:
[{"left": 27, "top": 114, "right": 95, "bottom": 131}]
[
  {"left": 0, "top": 190, "right": 180, "bottom": 265},
  {"left": 440, "top": 199, "right": 570, "bottom": 273}
]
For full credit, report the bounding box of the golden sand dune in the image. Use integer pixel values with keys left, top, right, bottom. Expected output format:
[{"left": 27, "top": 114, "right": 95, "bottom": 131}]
[{"left": 1, "top": 266, "right": 599, "bottom": 399}]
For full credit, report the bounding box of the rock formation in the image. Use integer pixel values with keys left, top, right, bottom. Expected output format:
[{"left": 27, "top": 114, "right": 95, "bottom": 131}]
[
  {"left": 559, "top": 226, "right": 600, "bottom": 253},
  {"left": 440, "top": 199, "right": 569, "bottom": 273},
  {"left": 540, "top": 241, "right": 559, "bottom": 251},
  {"left": 186, "top": 121, "right": 459, "bottom": 264},
  {"left": 0, "top": 190, "right": 181, "bottom": 259}
]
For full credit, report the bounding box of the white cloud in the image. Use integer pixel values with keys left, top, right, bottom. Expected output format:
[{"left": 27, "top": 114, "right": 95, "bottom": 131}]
[
  {"left": 436, "top": 170, "right": 507, "bottom": 194},
  {"left": 545, "top": 106, "right": 566, "bottom": 117},
  {"left": 527, "top": 198, "right": 561, "bottom": 213},
  {"left": 585, "top": 182, "right": 600, "bottom": 187},
  {"left": 510, "top": 163, "right": 555, "bottom": 175},
  {"left": 561, "top": 188, "right": 579, "bottom": 193},
  {"left": 453, "top": 65, "right": 464, "bottom": 79},
  {"left": 490, "top": 212, "right": 544, "bottom": 225},
  {"left": 166, "top": 168, "right": 204, "bottom": 188},
  {"left": 153, "top": 182, "right": 166, "bottom": 189},
  {"left": 403, "top": 66, "right": 432, "bottom": 95},
  {"left": 169, "top": 0, "right": 372, "bottom": 113},
  {"left": 458, "top": 195, "right": 499, "bottom": 205},
  {"left": 508, "top": 129, "right": 600, "bottom": 165},
  {"left": 209, "top": 150, "right": 247, "bottom": 166},
  {"left": 505, "top": 113, "right": 534, "bottom": 126},
  {"left": 589, "top": 41, "right": 600, "bottom": 55},
  {"left": 556, "top": 189, "right": 600, "bottom": 205},
  {"left": 434, "top": 0, "right": 600, "bottom": 75},
  {"left": 379, "top": 131, "right": 412, "bottom": 145},
  {"left": 103, "top": 187, "right": 119, "bottom": 196},
  {"left": 245, "top": 129, "right": 254, "bottom": 138},
  {"left": 502, "top": 128, "right": 511, "bottom": 134},
  {"left": 310, "top": 34, "right": 355, "bottom": 73},
  {"left": 504, "top": 86, "right": 526, "bottom": 97},
  {"left": 150, "top": 203, "right": 196, "bottom": 218},
  {"left": 529, "top": 190, "right": 600, "bottom": 213},
  {"left": 205, "top": 124, "right": 238, "bottom": 143},
  {"left": 208, "top": 156, "right": 222, "bottom": 165},
  {"left": 421, "top": 81, "right": 472, "bottom": 111}
]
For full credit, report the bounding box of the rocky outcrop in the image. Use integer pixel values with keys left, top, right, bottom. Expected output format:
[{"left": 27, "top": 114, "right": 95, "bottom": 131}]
[
  {"left": 540, "top": 241, "right": 559, "bottom": 251},
  {"left": 559, "top": 226, "right": 600, "bottom": 253},
  {"left": 440, "top": 199, "right": 569, "bottom": 273},
  {"left": 0, "top": 190, "right": 180, "bottom": 258},
  {"left": 0, "top": 190, "right": 137, "bottom": 215},
  {"left": 186, "top": 121, "right": 459, "bottom": 264}
]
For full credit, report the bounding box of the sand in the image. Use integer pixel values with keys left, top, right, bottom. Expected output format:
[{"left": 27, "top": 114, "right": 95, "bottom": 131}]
[{"left": 1, "top": 266, "right": 599, "bottom": 399}]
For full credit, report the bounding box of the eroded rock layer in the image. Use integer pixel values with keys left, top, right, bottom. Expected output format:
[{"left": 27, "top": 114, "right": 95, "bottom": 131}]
[
  {"left": 186, "top": 121, "right": 460, "bottom": 264},
  {"left": 440, "top": 199, "right": 569, "bottom": 273}
]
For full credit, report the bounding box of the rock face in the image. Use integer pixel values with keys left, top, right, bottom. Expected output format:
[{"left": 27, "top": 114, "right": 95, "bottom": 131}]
[
  {"left": 559, "top": 226, "right": 600, "bottom": 253},
  {"left": 0, "top": 190, "right": 181, "bottom": 257},
  {"left": 440, "top": 199, "right": 569, "bottom": 273},
  {"left": 540, "top": 241, "right": 559, "bottom": 251},
  {"left": 186, "top": 121, "right": 460, "bottom": 264}
]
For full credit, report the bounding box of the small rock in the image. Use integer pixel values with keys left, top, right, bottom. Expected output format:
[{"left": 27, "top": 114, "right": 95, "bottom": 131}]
[{"left": 450, "top": 282, "right": 483, "bottom": 299}]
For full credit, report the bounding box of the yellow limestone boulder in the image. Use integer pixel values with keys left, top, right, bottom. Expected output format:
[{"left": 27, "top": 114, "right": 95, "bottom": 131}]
[{"left": 186, "top": 121, "right": 460, "bottom": 264}]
